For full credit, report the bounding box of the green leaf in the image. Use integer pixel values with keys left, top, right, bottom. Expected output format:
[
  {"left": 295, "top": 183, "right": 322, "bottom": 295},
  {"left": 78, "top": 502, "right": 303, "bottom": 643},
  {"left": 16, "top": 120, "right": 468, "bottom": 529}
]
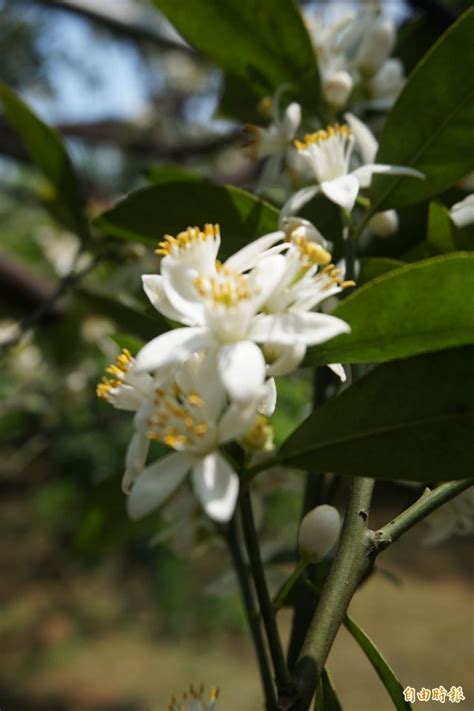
[
  {"left": 276, "top": 346, "right": 474, "bottom": 482},
  {"left": 152, "top": 0, "right": 320, "bottom": 111},
  {"left": 314, "top": 668, "right": 343, "bottom": 711},
  {"left": 77, "top": 287, "right": 167, "bottom": 341},
  {"left": 358, "top": 257, "right": 404, "bottom": 285},
  {"left": 370, "top": 9, "right": 474, "bottom": 210},
  {"left": 344, "top": 615, "right": 412, "bottom": 710},
  {"left": 427, "top": 200, "right": 456, "bottom": 253},
  {"left": 94, "top": 179, "right": 279, "bottom": 258},
  {"left": 0, "top": 83, "right": 89, "bottom": 239},
  {"left": 305, "top": 254, "right": 474, "bottom": 366}
]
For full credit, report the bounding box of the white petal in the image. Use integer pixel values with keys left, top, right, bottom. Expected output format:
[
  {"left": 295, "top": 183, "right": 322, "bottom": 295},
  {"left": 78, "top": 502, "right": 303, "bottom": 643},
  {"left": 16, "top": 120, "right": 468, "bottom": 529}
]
[
  {"left": 224, "top": 231, "right": 285, "bottom": 272},
  {"left": 160, "top": 260, "right": 206, "bottom": 324},
  {"left": 122, "top": 430, "right": 150, "bottom": 493},
  {"left": 279, "top": 186, "right": 320, "bottom": 226},
  {"left": 248, "top": 254, "right": 287, "bottom": 311},
  {"left": 344, "top": 112, "right": 378, "bottom": 163},
  {"left": 135, "top": 327, "right": 212, "bottom": 373},
  {"left": 351, "top": 163, "right": 425, "bottom": 189},
  {"left": 328, "top": 362, "right": 347, "bottom": 382},
  {"left": 217, "top": 340, "right": 266, "bottom": 402},
  {"left": 321, "top": 175, "right": 360, "bottom": 211},
  {"left": 192, "top": 452, "right": 239, "bottom": 522},
  {"left": 250, "top": 311, "right": 350, "bottom": 346},
  {"left": 450, "top": 194, "right": 474, "bottom": 228},
  {"left": 218, "top": 400, "right": 260, "bottom": 444},
  {"left": 259, "top": 378, "right": 277, "bottom": 416},
  {"left": 265, "top": 342, "right": 307, "bottom": 377},
  {"left": 142, "top": 274, "right": 191, "bottom": 323},
  {"left": 127, "top": 451, "right": 194, "bottom": 520}
]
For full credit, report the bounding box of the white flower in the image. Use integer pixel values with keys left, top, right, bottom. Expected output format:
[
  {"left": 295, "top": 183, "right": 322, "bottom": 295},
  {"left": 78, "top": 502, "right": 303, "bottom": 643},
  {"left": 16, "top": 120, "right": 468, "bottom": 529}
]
[
  {"left": 450, "top": 194, "right": 474, "bottom": 228},
  {"left": 305, "top": 10, "right": 404, "bottom": 109},
  {"left": 136, "top": 225, "right": 285, "bottom": 402},
  {"left": 285, "top": 122, "right": 423, "bottom": 212},
  {"left": 169, "top": 684, "right": 219, "bottom": 711},
  {"left": 127, "top": 352, "right": 266, "bottom": 523},
  {"left": 96, "top": 348, "right": 153, "bottom": 411},
  {"left": 254, "top": 230, "right": 352, "bottom": 377},
  {"left": 244, "top": 92, "right": 301, "bottom": 192},
  {"left": 135, "top": 223, "right": 347, "bottom": 399}
]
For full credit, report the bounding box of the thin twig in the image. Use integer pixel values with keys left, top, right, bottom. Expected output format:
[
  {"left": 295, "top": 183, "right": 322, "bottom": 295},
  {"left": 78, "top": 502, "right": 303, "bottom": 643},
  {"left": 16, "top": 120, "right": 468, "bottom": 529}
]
[
  {"left": 376, "top": 479, "right": 473, "bottom": 549},
  {"left": 238, "top": 487, "right": 295, "bottom": 702},
  {"left": 222, "top": 519, "right": 277, "bottom": 711}
]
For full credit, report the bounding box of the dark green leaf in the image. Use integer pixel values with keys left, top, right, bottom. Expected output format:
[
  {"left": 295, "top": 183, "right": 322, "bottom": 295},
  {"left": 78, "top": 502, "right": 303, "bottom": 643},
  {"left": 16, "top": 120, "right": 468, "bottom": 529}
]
[
  {"left": 277, "top": 347, "right": 474, "bottom": 482},
  {"left": 370, "top": 9, "right": 474, "bottom": 210},
  {"left": 152, "top": 0, "right": 320, "bottom": 111},
  {"left": 0, "top": 83, "right": 89, "bottom": 239},
  {"left": 427, "top": 200, "right": 456, "bottom": 253},
  {"left": 305, "top": 254, "right": 474, "bottom": 366},
  {"left": 94, "top": 179, "right": 279, "bottom": 258},
  {"left": 314, "top": 668, "right": 343, "bottom": 711},
  {"left": 344, "top": 615, "right": 412, "bottom": 710},
  {"left": 77, "top": 287, "right": 167, "bottom": 341},
  {"left": 358, "top": 257, "right": 404, "bottom": 285},
  {"left": 218, "top": 72, "right": 264, "bottom": 123}
]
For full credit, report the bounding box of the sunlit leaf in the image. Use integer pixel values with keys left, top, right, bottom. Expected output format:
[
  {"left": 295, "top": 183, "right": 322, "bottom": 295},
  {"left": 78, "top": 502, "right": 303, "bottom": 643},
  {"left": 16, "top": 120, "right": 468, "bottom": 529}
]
[
  {"left": 94, "top": 179, "right": 279, "bottom": 258},
  {"left": 0, "top": 83, "right": 89, "bottom": 239},
  {"left": 275, "top": 347, "right": 474, "bottom": 482},
  {"left": 305, "top": 253, "right": 474, "bottom": 366},
  {"left": 152, "top": 0, "right": 320, "bottom": 111}
]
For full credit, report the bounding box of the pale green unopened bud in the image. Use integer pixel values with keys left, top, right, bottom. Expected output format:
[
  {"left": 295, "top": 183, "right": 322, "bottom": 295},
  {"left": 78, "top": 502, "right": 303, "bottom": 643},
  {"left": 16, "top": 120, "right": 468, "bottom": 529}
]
[
  {"left": 367, "top": 209, "right": 399, "bottom": 237},
  {"left": 298, "top": 505, "right": 342, "bottom": 562},
  {"left": 355, "top": 18, "right": 396, "bottom": 75},
  {"left": 323, "top": 70, "right": 353, "bottom": 109}
]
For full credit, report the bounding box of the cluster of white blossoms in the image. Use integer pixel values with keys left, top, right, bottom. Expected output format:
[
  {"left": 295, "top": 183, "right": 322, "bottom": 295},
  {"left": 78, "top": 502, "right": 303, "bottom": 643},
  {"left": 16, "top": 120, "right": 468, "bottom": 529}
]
[
  {"left": 305, "top": 9, "right": 404, "bottom": 110},
  {"left": 97, "top": 223, "right": 352, "bottom": 523}
]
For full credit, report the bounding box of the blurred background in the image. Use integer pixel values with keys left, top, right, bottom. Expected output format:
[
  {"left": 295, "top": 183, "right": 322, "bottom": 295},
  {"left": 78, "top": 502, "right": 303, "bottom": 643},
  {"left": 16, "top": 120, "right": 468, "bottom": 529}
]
[{"left": 0, "top": 1, "right": 472, "bottom": 709}]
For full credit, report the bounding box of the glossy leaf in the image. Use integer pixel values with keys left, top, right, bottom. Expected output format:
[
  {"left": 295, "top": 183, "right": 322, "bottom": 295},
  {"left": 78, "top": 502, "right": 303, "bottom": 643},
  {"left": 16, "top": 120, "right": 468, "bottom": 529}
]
[
  {"left": 344, "top": 615, "right": 412, "bottom": 710},
  {"left": 358, "top": 257, "right": 404, "bottom": 285},
  {"left": 152, "top": 0, "right": 320, "bottom": 110},
  {"left": 94, "top": 179, "right": 279, "bottom": 258},
  {"left": 370, "top": 9, "right": 474, "bottom": 210},
  {"left": 0, "top": 83, "right": 89, "bottom": 239},
  {"left": 305, "top": 254, "right": 474, "bottom": 366},
  {"left": 276, "top": 347, "right": 474, "bottom": 482}
]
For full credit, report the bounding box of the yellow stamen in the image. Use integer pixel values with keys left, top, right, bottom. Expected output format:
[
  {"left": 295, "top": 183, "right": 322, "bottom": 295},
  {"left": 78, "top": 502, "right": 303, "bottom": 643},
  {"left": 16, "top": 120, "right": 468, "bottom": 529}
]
[
  {"left": 294, "top": 123, "right": 352, "bottom": 151},
  {"left": 155, "top": 224, "right": 220, "bottom": 256}
]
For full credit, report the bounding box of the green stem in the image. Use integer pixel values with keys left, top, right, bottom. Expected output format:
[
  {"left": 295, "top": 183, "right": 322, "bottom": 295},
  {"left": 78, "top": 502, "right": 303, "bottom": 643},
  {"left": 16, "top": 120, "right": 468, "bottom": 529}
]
[
  {"left": 273, "top": 559, "right": 308, "bottom": 611},
  {"left": 292, "top": 476, "right": 376, "bottom": 710},
  {"left": 239, "top": 487, "right": 294, "bottom": 698},
  {"left": 222, "top": 519, "right": 277, "bottom": 711},
  {"left": 376, "top": 479, "right": 473, "bottom": 549}
]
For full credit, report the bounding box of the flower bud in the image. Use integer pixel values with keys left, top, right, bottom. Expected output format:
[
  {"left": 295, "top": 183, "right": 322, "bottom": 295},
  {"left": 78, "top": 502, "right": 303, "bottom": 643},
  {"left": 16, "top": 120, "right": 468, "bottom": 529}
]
[
  {"left": 354, "top": 18, "right": 396, "bottom": 75},
  {"left": 368, "top": 58, "right": 404, "bottom": 103},
  {"left": 367, "top": 209, "right": 399, "bottom": 237},
  {"left": 323, "top": 70, "right": 353, "bottom": 109},
  {"left": 298, "top": 505, "right": 342, "bottom": 562}
]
